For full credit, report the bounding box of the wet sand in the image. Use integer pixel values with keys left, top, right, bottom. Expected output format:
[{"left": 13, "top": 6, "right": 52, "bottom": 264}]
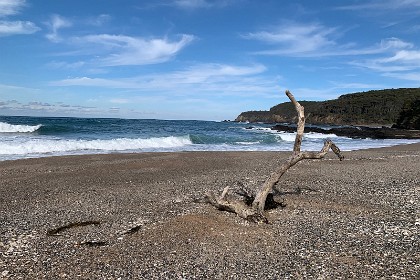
[{"left": 1, "top": 143, "right": 419, "bottom": 279}]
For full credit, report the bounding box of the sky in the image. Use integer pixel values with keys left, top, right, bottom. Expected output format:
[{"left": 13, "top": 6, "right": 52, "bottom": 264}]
[{"left": 0, "top": 0, "right": 419, "bottom": 121}]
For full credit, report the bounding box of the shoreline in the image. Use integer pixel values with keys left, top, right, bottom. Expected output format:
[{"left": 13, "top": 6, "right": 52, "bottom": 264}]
[
  {"left": 1, "top": 141, "right": 420, "bottom": 164},
  {"left": 1, "top": 142, "right": 419, "bottom": 278}
]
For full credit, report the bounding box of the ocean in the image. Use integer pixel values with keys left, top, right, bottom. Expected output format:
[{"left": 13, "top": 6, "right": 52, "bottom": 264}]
[{"left": 0, "top": 116, "right": 419, "bottom": 161}]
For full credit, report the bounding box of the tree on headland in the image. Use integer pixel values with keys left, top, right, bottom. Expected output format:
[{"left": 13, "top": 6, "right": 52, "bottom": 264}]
[
  {"left": 205, "top": 90, "right": 344, "bottom": 223},
  {"left": 393, "top": 99, "right": 420, "bottom": 130}
]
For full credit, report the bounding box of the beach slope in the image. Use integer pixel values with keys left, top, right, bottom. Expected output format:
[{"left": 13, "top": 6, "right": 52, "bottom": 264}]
[{"left": 1, "top": 144, "right": 419, "bottom": 279}]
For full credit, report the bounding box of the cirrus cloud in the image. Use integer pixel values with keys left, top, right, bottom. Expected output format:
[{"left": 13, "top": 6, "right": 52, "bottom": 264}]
[
  {"left": 337, "top": 0, "right": 420, "bottom": 11},
  {"left": 0, "top": 0, "right": 40, "bottom": 36},
  {"left": 0, "top": 20, "right": 39, "bottom": 36},
  {"left": 173, "top": 0, "right": 234, "bottom": 9},
  {"left": 243, "top": 22, "right": 338, "bottom": 55},
  {"left": 0, "top": 0, "right": 26, "bottom": 17},
  {"left": 77, "top": 34, "right": 195, "bottom": 66},
  {"left": 242, "top": 22, "right": 411, "bottom": 57},
  {"left": 45, "top": 14, "right": 72, "bottom": 42},
  {"left": 48, "top": 63, "right": 277, "bottom": 97}
]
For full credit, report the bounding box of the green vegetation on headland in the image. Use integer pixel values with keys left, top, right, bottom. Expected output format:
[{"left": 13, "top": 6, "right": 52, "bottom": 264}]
[{"left": 236, "top": 88, "right": 420, "bottom": 129}]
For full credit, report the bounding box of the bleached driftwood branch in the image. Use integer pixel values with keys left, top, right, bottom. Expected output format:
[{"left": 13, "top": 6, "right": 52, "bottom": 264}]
[{"left": 206, "top": 90, "right": 344, "bottom": 223}]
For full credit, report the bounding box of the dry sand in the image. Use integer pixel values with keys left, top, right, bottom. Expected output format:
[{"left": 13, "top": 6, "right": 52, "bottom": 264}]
[{"left": 0, "top": 143, "right": 419, "bottom": 279}]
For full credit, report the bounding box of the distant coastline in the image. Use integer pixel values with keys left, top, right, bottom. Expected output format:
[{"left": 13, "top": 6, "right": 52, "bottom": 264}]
[{"left": 236, "top": 88, "right": 420, "bottom": 130}]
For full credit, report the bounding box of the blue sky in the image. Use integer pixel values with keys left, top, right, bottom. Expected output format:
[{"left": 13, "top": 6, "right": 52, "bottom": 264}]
[{"left": 0, "top": 0, "right": 419, "bottom": 120}]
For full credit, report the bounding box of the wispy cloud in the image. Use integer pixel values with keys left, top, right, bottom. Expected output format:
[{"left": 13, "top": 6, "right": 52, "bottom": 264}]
[
  {"left": 334, "top": 1, "right": 420, "bottom": 36},
  {"left": 350, "top": 38, "right": 420, "bottom": 81},
  {"left": 0, "top": 0, "right": 40, "bottom": 36},
  {"left": 45, "top": 14, "right": 72, "bottom": 42},
  {"left": 174, "top": 0, "right": 212, "bottom": 9},
  {"left": 243, "top": 22, "right": 338, "bottom": 55},
  {"left": 337, "top": 0, "right": 420, "bottom": 11},
  {"left": 243, "top": 22, "right": 417, "bottom": 58},
  {"left": 0, "top": 20, "right": 39, "bottom": 36},
  {"left": 349, "top": 38, "right": 419, "bottom": 72},
  {"left": 352, "top": 51, "right": 420, "bottom": 72},
  {"left": 244, "top": 19, "right": 420, "bottom": 85},
  {"left": 138, "top": 0, "right": 234, "bottom": 10},
  {"left": 291, "top": 81, "right": 389, "bottom": 101},
  {"left": 86, "top": 14, "right": 111, "bottom": 26},
  {"left": 173, "top": 0, "right": 234, "bottom": 9},
  {"left": 52, "top": 63, "right": 266, "bottom": 85},
  {"left": 242, "top": 22, "right": 374, "bottom": 57},
  {"left": 0, "top": 0, "right": 26, "bottom": 17},
  {"left": 379, "top": 37, "right": 413, "bottom": 49},
  {"left": 74, "top": 34, "right": 195, "bottom": 66},
  {"left": 383, "top": 72, "right": 420, "bottom": 81},
  {"left": 49, "top": 63, "right": 280, "bottom": 98},
  {"left": 0, "top": 97, "right": 159, "bottom": 118},
  {"left": 44, "top": 62, "right": 279, "bottom": 120},
  {"left": 0, "top": 99, "right": 126, "bottom": 118},
  {"left": 0, "top": 83, "right": 40, "bottom": 92},
  {"left": 46, "top": 60, "right": 86, "bottom": 70},
  {"left": 140, "top": 0, "right": 236, "bottom": 10},
  {"left": 377, "top": 49, "right": 420, "bottom": 66},
  {"left": 42, "top": 15, "right": 192, "bottom": 67}
]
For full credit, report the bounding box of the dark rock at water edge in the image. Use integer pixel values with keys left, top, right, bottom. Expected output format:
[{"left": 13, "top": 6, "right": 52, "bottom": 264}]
[{"left": 271, "top": 124, "right": 420, "bottom": 139}]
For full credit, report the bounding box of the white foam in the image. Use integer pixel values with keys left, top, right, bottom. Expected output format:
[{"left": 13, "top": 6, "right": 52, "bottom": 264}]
[
  {"left": 279, "top": 132, "right": 339, "bottom": 142},
  {"left": 243, "top": 126, "right": 279, "bottom": 134},
  {"left": 0, "top": 122, "right": 42, "bottom": 133},
  {"left": 235, "top": 141, "right": 260, "bottom": 145},
  {"left": 247, "top": 127, "right": 272, "bottom": 131},
  {"left": 0, "top": 136, "right": 193, "bottom": 155},
  {"left": 279, "top": 133, "right": 296, "bottom": 142},
  {"left": 305, "top": 132, "right": 338, "bottom": 139}
]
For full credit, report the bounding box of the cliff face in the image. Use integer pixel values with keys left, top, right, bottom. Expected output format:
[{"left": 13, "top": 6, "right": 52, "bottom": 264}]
[{"left": 235, "top": 88, "right": 420, "bottom": 126}]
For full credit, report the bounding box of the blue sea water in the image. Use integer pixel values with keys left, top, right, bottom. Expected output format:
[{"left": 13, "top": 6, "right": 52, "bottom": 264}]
[{"left": 0, "top": 116, "right": 419, "bottom": 161}]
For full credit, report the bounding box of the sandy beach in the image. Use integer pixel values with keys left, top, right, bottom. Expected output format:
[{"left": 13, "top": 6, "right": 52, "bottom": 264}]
[{"left": 1, "top": 143, "right": 419, "bottom": 279}]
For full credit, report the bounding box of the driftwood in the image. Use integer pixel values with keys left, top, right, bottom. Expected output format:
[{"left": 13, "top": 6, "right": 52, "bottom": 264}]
[
  {"left": 206, "top": 90, "right": 344, "bottom": 223},
  {"left": 47, "top": 221, "right": 101, "bottom": 236}
]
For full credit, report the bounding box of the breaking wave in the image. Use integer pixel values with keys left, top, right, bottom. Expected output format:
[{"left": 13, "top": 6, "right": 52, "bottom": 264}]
[
  {"left": 0, "top": 122, "right": 42, "bottom": 133},
  {"left": 0, "top": 136, "right": 193, "bottom": 155}
]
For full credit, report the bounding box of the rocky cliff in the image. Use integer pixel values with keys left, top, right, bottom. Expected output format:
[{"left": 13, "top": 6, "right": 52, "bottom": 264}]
[{"left": 235, "top": 88, "right": 420, "bottom": 128}]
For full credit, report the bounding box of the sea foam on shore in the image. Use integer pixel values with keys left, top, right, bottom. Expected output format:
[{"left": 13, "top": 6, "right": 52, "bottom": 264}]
[{"left": 0, "top": 116, "right": 419, "bottom": 161}]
